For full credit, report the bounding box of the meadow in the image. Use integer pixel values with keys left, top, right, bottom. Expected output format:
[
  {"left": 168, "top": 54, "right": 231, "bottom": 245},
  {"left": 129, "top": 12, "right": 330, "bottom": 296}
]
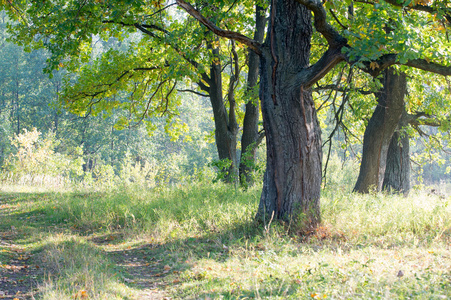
[{"left": 0, "top": 180, "right": 449, "bottom": 300}]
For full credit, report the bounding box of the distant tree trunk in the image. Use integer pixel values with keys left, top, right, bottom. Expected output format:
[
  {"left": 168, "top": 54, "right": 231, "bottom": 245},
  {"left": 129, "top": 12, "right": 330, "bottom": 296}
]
[
  {"left": 239, "top": 4, "right": 266, "bottom": 187},
  {"left": 354, "top": 69, "right": 407, "bottom": 193},
  {"left": 257, "top": 1, "right": 321, "bottom": 227},
  {"left": 15, "top": 88, "right": 20, "bottom": 135},
  {"left": 54, "top": 80, "right": 60, "bottom": 136},
  {"left": 382, "top": 111, "right": 410, "bottom": 195}
]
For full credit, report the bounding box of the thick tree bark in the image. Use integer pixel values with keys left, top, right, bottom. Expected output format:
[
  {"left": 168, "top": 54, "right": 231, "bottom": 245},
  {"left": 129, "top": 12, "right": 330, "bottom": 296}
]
[
  {"left": 257, "top": 1, "right": 322, "bottom": 227},
  {"left": 239, "top": 4, "right": 266, "bottom": 186},
  {"left": 382, "top": 111, "right": 410, "bottom": 195},
  {"left": 354, "top": 69, "right": 407, "bottom": 193}
]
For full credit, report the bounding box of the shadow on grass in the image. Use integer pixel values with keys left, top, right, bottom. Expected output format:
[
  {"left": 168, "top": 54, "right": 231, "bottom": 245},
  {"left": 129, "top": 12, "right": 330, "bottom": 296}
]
[
  {"left": 101, "top": 219, "right": 265, "bottom": 293},
  {"left": 0, "top": 190, "right": 267, "bottom": 298}
]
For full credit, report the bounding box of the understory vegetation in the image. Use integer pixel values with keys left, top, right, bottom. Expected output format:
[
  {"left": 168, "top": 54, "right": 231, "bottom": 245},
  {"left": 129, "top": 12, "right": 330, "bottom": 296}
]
[{"left": 0, "top": 174, "right": 449, "bottom": 299}]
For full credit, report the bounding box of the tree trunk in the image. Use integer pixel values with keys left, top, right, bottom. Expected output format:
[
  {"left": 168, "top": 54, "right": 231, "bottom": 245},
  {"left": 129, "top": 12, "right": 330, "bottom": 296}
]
[
  {"left": 239, "top": 4, "right": 266, "bottom": 187},
  {"left": 382, "top": 111, "right": 410, "bottom": 195},
  {"left": 257, "top": 1, "right": 321, "bottom": 228},
  {"left": 207, "top": 44, "right": 238, "bottom": 182},
  {"left": 354, "top": 69, "right": 407, "bottom": 193},
  {"left": 15, "top": 89, "right": 20, "bottom": 135},
  {"left": 54, "top": 80, "right": 60, "bottom": 136}
]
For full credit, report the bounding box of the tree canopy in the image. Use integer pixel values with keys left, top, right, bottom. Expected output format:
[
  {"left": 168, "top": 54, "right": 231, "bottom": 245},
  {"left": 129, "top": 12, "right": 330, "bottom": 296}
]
[{"left": 2, "top": 0, "right": 451, "bottom": 229}]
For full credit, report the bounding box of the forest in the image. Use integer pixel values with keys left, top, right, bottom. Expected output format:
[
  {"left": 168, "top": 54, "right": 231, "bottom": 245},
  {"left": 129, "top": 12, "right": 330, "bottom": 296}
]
[{"left": 0, "top": 0, "right": 450, "bottom": 299}]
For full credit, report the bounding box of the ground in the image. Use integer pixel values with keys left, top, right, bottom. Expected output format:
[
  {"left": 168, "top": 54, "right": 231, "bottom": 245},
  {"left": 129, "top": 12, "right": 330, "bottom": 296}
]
[{"left": 0, "top": 186, "right": 450, "bottom": 299}]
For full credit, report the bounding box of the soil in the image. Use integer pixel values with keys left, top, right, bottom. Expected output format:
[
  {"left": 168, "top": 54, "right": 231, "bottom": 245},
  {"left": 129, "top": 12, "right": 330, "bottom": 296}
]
[{"left": 0, "top": 232, "right": 42, "bottom": 300}]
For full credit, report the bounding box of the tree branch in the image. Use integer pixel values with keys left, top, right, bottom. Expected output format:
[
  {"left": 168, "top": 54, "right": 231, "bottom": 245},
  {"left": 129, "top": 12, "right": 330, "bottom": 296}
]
[
  {"left": 329, "top": 8, "right": 347, "bottom": 30},
  {"left": 285, "top": 47, "right": 346, "bottom": 89},
  {"left": 359, "top": 0, "right": 451, "bottom": 23},
  {"left": 278, "top": 0, "right": 349, "bottom": 89},
  {"left": 408, "top": 112, "right": 442, "bottom": 127},
  {"left": 143, "top": 3, "right": 178, "bottom": 19},
  {"left": 175, "top": 0, "right": 262, "bottom": 55},
  {"left": 256, "top": 130, "right": 266, "bottom": 147},
  {"left": 177, "top": 89, "right": 209, "bottom": 98},
  {"left": 313, "top": 84, "right": 374, "bottom": 95},
  {"left": 359, "top": 53, "right": 451, "bottom": 77},
  {"left": 381, "top": 0, "right": 438, "bottom": 14},
  {"left": 103, "top": 20, "right": 208, "bottom": 80},
  {"left": 294, "top": 0, "right": 347, "bottom": 48},
  {"left": 132, "top": 23, "right": 212, "bottom": 87}
]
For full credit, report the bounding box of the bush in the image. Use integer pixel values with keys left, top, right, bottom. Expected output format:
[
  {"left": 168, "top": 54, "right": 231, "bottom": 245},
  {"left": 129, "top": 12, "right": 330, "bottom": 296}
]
[{"left": 1, "top": 128, "right": 84, "bottom": 186}]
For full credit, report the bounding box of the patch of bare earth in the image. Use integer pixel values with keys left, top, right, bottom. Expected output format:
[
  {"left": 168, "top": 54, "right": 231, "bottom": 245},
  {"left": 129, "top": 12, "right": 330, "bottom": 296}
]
[
  {"left": 0, "top": 237, "right": 42, "bottom": 299},
  {"left": 90, "top": 235, "right": 172, "bottom": 299}
]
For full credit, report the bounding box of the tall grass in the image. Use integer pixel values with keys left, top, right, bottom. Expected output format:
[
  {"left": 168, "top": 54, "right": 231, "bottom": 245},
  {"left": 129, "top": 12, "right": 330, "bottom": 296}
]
[
  {"left": 321, "top": 189, "right": 451, "bottom": 244},
  {"left": 43, "top": 182, "right": 261, "bottom": 241},
  {"left": 0, "top": 178, "right": 449, "bottom": 299}
]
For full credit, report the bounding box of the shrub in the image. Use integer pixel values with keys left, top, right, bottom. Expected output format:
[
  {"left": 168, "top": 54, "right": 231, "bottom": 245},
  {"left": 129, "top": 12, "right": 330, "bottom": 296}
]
[{"left": 1, "top": 128, "right": 84, "bottom": 186}]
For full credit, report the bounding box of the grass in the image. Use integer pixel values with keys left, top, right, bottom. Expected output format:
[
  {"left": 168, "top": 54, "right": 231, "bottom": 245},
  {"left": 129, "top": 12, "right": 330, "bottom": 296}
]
[{"left": 0, "top": 181, "right": 450, "bottom": 299}]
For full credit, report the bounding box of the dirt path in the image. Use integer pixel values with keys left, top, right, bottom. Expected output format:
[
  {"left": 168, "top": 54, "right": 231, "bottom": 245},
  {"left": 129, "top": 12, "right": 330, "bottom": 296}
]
[
  {"left": 0, "top": 234, "right": 42, "bottom": 299},
  {"left": 0, "top": 194, "right": 171, "bottom": 300},
  {"left": 0, "top": 233, "right": 172, "bottom": 300},
  {"left": 106, "top": 245, "right": 169, "bottom": 300}
]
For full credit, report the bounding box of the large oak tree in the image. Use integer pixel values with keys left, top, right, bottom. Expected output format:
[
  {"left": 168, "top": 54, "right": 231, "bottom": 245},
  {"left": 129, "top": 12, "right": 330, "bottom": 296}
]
[{"left": 177, "top": 0, "right": 451, "bottom": 227}]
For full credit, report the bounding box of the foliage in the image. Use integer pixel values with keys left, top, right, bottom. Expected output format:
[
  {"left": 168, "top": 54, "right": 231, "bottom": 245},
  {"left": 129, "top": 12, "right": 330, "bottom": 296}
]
[
  {"left": 322, "top": 152, "right": 359, "bottom": 192},
  {"left": 0, "top": 1, "right": 267, "bottom": 186},
  {"left": 0, "top": 10, "right": 66, "bottom": 169},
  {"left": 1, "top": 128, "right": 84, "bottom": 185},
  {"left": 1, "top": 0, "right": 257, "bottom": 134},
  {"left": 239, "top": 140, "right": 266, "bottom": 188},
  {"left": 0, "top": 11, "right": 220, "bottom": 189}
]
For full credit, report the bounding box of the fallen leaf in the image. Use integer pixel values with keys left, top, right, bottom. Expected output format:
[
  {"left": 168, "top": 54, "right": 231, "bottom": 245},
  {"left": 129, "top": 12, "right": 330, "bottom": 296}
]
[
  {"left": 164, "top": 265, "right": 171, "bottom": 271},
  {"left": 73, "top": 290, "right": 89, "bottom": 299}
]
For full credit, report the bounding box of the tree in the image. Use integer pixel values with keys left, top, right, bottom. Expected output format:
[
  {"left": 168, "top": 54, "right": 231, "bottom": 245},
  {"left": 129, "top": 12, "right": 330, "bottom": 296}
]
[
  {"left": 5, "top": 0, "right": 451, "bottom": 230},
  {"left": 178, "top": 0, "right": 451, "bottom": 226},
  {"left": 177, "top": 0, "right": 347, "bottom": 227},
  {"left": 353, "top": 68, "right": 407, "bottom": 193},
  {"left": 313, "top": 1, "right": 451, "bottom": 195},
  {"left": 239, "top": 4, "right": 267, "bottom": 186}
]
